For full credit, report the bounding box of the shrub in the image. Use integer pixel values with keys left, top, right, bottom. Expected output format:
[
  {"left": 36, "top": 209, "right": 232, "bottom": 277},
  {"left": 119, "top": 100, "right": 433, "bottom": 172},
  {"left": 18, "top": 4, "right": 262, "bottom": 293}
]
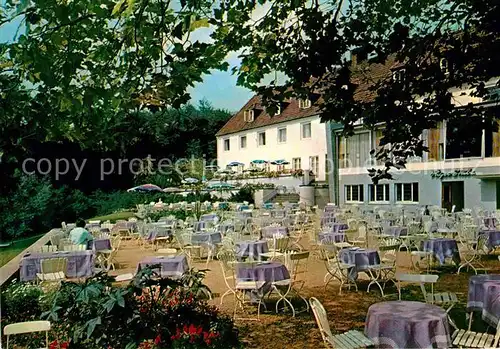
[{"left": 0, "top": 268, "right": 242, "bottom": 349}]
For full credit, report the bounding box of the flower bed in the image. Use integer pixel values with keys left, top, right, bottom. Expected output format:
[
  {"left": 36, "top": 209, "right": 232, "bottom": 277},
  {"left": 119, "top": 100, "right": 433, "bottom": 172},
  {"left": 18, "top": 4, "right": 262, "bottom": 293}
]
[{"left": 1, "top": 268, "right": 242, "bottom": 349}]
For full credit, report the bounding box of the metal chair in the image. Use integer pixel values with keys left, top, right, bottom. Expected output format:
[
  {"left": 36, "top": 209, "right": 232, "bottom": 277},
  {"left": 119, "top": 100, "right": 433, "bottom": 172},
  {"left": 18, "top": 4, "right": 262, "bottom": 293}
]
[{"left": 4, "top": 321, "right": 51, "bottom": 349}]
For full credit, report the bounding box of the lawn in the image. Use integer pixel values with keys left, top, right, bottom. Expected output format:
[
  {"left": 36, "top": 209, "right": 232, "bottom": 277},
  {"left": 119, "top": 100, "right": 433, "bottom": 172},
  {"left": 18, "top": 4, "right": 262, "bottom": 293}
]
[
  {"left": 0, "top": 234, "right": 45, "bottom": 267},
  {"left": 88, "top": 211, "right": 136, "bottom": 222}
]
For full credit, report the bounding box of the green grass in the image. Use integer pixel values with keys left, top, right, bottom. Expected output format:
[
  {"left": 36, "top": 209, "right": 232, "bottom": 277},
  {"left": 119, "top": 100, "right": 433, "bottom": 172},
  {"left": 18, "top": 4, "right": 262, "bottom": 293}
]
[
  {"left": 88, "top": 211, "right": 136, "bottom": 222},
  {"left": 0, "top": 234, "right": 45, "bottom": 267}
]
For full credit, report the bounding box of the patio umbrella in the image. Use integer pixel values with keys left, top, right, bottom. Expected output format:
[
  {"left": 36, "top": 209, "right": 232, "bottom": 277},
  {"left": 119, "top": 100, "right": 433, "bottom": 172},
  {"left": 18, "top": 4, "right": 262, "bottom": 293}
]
[
  {"left": 251, "top": 160, "right": 268, "bottom": 164},
  {"left": 227, "top": 161, "right": 244, "bottom": 167},
  {"left": 207, "top": 182, "right": 235, "bottom": 190},
  {"left": 270, "top": 159, "right": 290, "bottom": 165},
  {"left": 127, "top": 184, "right": 163, "bottom": 192},
  {"left": 181, "top": 177, "right": 199, "bottom": 184},
  {"left": 163, "top": 187, "right": 182, "bottom": 193}
]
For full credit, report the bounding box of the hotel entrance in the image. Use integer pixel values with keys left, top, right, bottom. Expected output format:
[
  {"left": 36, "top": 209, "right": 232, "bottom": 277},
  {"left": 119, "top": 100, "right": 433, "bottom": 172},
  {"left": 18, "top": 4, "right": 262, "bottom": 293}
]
[{"left": 442, "top": 181, "right": 464, "bottom": 212}]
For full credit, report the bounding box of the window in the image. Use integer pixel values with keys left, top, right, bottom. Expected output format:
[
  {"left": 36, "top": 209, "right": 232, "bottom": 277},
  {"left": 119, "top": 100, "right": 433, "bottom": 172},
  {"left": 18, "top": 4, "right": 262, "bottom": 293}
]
[
  {"left": 345, "top": 184, "right": 364, "bottom": 202},
  {"left": 369, "top": 184, "right": 390, "bottom": 202},
  {"left": 309, "top": 156, "right": 319, "bottom": 175},
  {"left": 258, "top": 132, "right": 266, "bottom": 146},
  {"left": 223, "top": 139, "right": 230, "bottom": 151},
  {"left": 278, "top": 127, "right": 287, "bottom": 143},
  {"left": 392, "top": 69, "right": 406, "bottom": 83},
  {"left": 301, "top": 122, "right": 312, "bottom": 139},
  {"left": 292, "top": 157, "right": 301, "bottom": 170},
  {"left": 240, "top": 136, "right": 247, "bottom": 149},
  {"left": 339, "top": 132, "right": 371, "bottom": 168},
  {"left": 299, "top": 98, "right": 312, "bottom": 109},
  {"left": 395, "top": 182, "right": 419, "bottom": 203},
  {"left": 243, "top": 109, "right": 254, "bottom": 122},
  {"left": 446, "top": 118, "right": 482, "bottom": 159}
]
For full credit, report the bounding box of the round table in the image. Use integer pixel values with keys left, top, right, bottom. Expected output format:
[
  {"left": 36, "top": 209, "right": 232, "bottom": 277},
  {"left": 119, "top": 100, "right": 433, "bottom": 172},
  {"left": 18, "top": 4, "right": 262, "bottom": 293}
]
[
  {"left": 235, "top": 240, "right": 269, "bottom": 260},
  {"left": 318, "top": 232, "right": 345, "bottom": 243},
  {"left": 365, "top": 301, "right": 452, "bottom": 348},
  {"left": 479, "top": 230, "right": 500, "bottom": 251},
  {"left": 236, "top": 261, "right": 289, "bottom": 283},
  {"left": 422, "top": 238, "right": 461, "bottom": 265},
  {"left": 261, "top": 226, "right": 288, "bottom": 238},
  {"left": 89, "top": 238, "right": 111, "bottom": 251},
  {"left": 338, "top": 248, "right": 380, "bottom": 280},
  {"left": 467, "top": 274, "right": 500, "bottom": 326},
  {"left": 382, "top": 226, "right": 408, "bottom": 237},
  {"left": 191, "top": 231, "right": 222, "bottom": 246}
]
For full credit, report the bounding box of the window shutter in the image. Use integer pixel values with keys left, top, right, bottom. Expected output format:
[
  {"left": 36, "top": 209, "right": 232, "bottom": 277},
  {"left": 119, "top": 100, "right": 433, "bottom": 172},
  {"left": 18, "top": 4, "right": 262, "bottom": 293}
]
[
  {"left": 428, "top": 128, "right": 440, "bottom": 160},
  {"left": 338, "top": 136, "right": 345, "bottom": 168}
]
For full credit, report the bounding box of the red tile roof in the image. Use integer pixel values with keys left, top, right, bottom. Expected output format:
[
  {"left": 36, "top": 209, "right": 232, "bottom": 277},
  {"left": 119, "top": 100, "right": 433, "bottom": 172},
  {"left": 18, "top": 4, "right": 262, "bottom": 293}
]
[
  {"left": 216, "top": 57, "right": 397, "bottom": 137},
  {"left": 215, "top": 96, "right": 321, "bottom": 137}
]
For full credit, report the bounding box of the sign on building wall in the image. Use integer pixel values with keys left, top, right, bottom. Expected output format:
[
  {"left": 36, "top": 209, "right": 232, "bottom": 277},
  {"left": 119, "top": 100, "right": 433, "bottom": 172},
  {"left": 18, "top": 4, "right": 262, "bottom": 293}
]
[{"left": 430, "top": 169, "right": 476, "bottom": 179}]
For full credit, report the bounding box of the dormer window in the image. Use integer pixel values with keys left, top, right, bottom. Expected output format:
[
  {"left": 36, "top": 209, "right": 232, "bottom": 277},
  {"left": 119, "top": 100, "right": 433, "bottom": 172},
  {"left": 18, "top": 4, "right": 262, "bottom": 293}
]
[
  {"left": 243, "top": 109, "right": 254, "bottom": 122},
  {"left": 440, "top": 58, "right": 450, "bottom": 75},
  {"left": 392, "top": 69, "right": 406, "bottom": 83},
  {"left": 298, "top": 98, "right": 312, "bottom": 109}
]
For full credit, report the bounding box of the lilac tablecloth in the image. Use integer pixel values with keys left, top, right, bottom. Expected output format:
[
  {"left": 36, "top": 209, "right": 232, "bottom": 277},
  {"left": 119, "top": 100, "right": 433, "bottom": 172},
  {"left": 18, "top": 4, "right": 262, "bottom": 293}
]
[
  {"left": 479, "top": 230, "right": 500, "bottom": 251},
  {"left": 89, "top": 238, "right": 111, "bottom": 251},
  {"left": 365, "top": 301, "right": 451, "bottom": 348},
  {"left": 382, "top": 226, "right": 408, "bottom": 237},
  {"left": 484, "top": 217, "right": 498, "bottom": 229},
  {"left": 236, "top": 261, "right": 289, "bottom": 282},
  {"left": 191, "top": 231, "right": 222, "bottom": 246},
  {"left": 323, "top": 223, "right": 349, "bottom": 233},
  {"left": 261, "top": 226, "right": 289, "bottom": 238},
  {"left": 236, "top": 211, "right": 252, "bottom": 219},
  {"left": 235, "top": 240, "right": 269, "bottom": 260},
  {"left": 200, "top": 214, "right": 218, "bottom": 223},
  {"left": 422, "top": 238, "right": 461, "bottom": 265},
  {"left": 146, "top": 227, "right": 173, "bottom": 241},
  {"left": 339, "top": 248, "right": 380, "bottom": 280},
  {"left": 467, "top": 274, "right": 500, "bottom": 326},
  {"left": 136, "top": 255, "right": 188, "bottom": 278},
  {"left": 112, "top": 221, "right": 137, "bottom": 232},
  {"left": 193, "top": 221, "right": 208, "bottom": 232},
  {"left": 20, "top": 251, "right": 95, "bottom": 281},
  {"left": 318, "top": 232, "right": 346, "bottom": 243}
]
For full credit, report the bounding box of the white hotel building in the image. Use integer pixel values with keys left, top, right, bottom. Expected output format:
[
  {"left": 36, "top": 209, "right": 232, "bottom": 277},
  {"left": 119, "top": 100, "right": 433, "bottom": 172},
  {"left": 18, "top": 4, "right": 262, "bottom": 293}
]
[{"left": 216, "top": 95, "right": 330, "bottom": 185}]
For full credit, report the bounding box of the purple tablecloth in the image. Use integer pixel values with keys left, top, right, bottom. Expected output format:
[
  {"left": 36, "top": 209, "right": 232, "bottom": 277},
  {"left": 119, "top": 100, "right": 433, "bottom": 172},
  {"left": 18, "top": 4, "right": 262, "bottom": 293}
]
[
  {"left": 320, "top": 216, "right": 337, "bottom": 227},
  {"left": 191, "top": 231, "right": 222, "bottom": 246},
  {"left": 318, "top": 232, "right": 346, "bottom": 243},
  {"left": 193, "top": 221, "right": 208, "bottom": 232},
  {"left": 339, "top": 248, "right": 380, "bottom": 280},
  {"left": 261, "top": 226, "right": 289, "bottom": 238},
  {"left": 382, "top": 226, "right": 408, "bottom": 237},
  {"left": 236, "top": 211, "right": 252, "bottom": 219},
  {"left": 20, "top": 251, "right": 95, "bottom": 281},
  {"left": 89, "top": 238, "right": 112, "bottom": 251},
  {"left": 467, "top": 274, "right": 500, "bottom": 326},
  {"left": 484, "top": 217, "right": 498, "bottom": 229},
  {"left": 365, "top": 301, "right": 451, "bottom": 348},
  {"left": 235, "top": 240, "right": 269, "bottom": 260},
  {"left": 200, "top": 214, "right": 218, "bottom": 222},
  {"left": 479, "top": 230, "right": 500, "bottom": 251},
  {"left": 146, "top": 227, "right": 173, "bottom": 241},
  {"left": 323, "top": 223, "right": 349, "bottom": 233},
  {"left": 422, "top": 238, "right": 461, "bottom": 265},
  {"left": 136, "top": 255, "right": 188, "bottom": 278},
  {"left": 112, "top": 221, "right": 137, "bottom": 232},
  {"left": 236, "top": 261, "right": 289, "bottom": 282}
]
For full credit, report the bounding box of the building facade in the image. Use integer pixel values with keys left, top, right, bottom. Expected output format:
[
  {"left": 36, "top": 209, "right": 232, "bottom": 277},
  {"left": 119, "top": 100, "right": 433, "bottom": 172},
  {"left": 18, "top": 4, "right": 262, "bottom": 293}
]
[
  {"left": 216, "top": 95, "right": 330, "bottom": 184},
  {"left": 327, "top": 79, "right": 500, "bottom": 211}
]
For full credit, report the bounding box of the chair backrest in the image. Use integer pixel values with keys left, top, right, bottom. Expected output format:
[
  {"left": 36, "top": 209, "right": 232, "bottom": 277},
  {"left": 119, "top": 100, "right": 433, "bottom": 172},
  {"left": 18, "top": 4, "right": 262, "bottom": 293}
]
[
  {"left": 41, "top": 257, "right": 68, "bottom": 275},
  {"left": 37, "top": 245, "right": 58, "bottom": 253},
  {"left": 4, "top": 321, "right": 51, "bottom": 349},
  {"left": 309, "top": 297, "right": 333, "bottom": 346},
  {"left": 288, "top": 251, "right": 309, "bottom": 281},
  {"left": 273, "top": 237, "right": 290, "bottom": 251},
  {"left": 396, "top": 273, "right": 438, "bottom": 301}
]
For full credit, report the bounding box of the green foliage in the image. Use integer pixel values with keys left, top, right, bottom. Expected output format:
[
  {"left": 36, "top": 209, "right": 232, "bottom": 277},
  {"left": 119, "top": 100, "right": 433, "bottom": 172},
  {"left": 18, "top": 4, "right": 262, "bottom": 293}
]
[
  {"left": 1, "top": 268, "right": 241, "bottom": 349},
  {"left": 229, "top": 184, "right": 255, "bottom": 204}
]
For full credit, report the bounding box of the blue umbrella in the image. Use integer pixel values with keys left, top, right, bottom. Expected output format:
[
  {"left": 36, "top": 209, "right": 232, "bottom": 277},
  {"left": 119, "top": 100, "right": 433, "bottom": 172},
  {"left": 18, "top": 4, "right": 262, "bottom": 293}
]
[
  {"left": 270, "top": 159, "right": 290, "bottom": 165},
  {"left": 227, "top": 161, "right": 244, "bottom": 167},
  {"left": 182, "top": 177, "right": 199, "bottom": 184},
  {"left": 127, "top": 184, "right": 163, "bottom": 192},
  {"left": 207, "top": 182, "right": 235, "bottom": 190},
  {"left": 251, "top": 160, "right": 268, "bottom": 164}
]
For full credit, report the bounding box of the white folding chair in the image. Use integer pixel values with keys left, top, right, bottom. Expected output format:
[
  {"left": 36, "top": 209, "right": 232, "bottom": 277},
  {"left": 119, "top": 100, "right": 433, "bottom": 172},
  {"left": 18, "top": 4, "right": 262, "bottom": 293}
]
[{"left": 4, "top": 321, "right": 51, "bottom": 349}]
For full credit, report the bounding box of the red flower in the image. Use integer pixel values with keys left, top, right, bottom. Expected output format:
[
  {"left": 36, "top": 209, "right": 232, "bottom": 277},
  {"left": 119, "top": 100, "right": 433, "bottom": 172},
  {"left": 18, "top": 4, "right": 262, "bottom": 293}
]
[
  {"left": 60, "top": 342, "right": 69, "bottom": 349},
  {"left": 154, "top": 335, "right": 161, "bottom": 345},
  {"left": 49, "top": 340, "right": 58, "bottom": 349}
]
